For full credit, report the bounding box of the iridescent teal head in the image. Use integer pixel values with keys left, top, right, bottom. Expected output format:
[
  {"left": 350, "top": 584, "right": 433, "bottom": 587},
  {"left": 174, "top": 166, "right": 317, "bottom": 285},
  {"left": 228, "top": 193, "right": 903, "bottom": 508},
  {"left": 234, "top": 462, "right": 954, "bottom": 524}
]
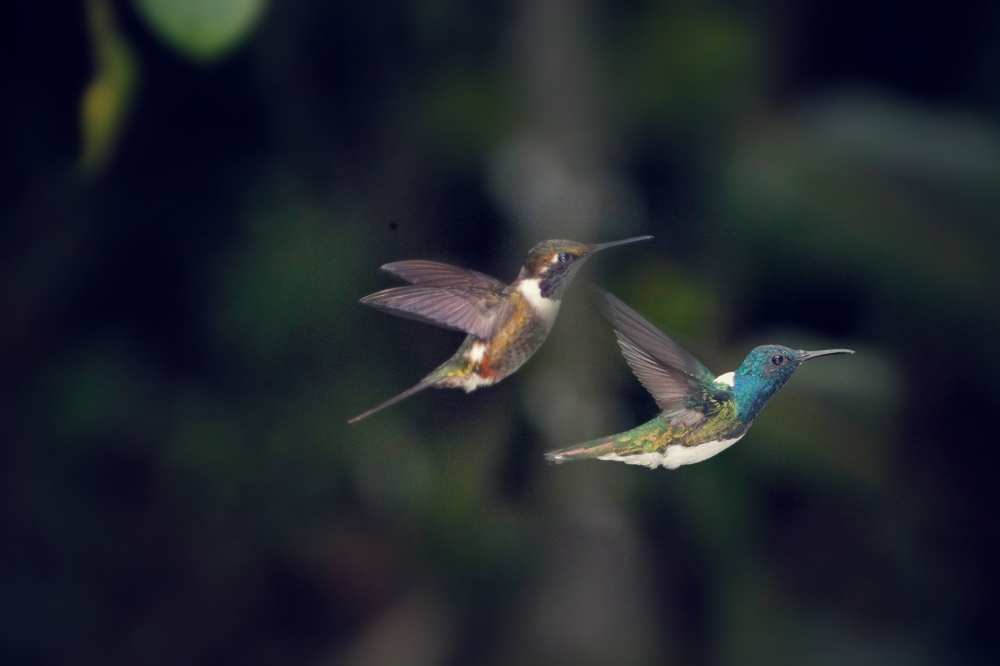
[
  {"left": 519, "top": 236, "right": 652, "bottom": 300},
  {"left": 732, "top": 345, "right": 854, "bottom": 422}
]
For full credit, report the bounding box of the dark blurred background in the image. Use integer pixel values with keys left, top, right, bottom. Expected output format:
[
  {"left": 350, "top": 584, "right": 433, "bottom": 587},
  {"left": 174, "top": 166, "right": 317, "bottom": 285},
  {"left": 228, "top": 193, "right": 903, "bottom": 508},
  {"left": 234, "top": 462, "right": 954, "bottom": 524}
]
[{"left": 2, "top": 0, "right": 999, "bottom": 664}]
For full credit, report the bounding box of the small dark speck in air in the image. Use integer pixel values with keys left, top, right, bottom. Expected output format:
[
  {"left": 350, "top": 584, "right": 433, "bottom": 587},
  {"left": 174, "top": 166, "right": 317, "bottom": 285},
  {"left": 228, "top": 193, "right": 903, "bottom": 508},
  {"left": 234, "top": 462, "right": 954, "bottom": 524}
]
[{"left": 390, "top": 222, "right": 398, "bottom": 231}]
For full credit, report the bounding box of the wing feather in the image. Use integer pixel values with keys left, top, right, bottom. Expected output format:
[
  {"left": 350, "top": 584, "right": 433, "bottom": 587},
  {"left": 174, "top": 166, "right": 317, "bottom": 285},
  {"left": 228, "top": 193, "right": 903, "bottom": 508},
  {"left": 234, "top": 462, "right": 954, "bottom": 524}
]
[
  {"left": 603, "top": 292, "right": 715, "bottom": 384},
  {"left": 381, "top": 260, "right": 505, "bottom": 292},
  {"left": 361, "top": 286, "right": 508, "bottom": 339},
  {"left": 601, "top": 291, "right": 728, "bottom": 419}
]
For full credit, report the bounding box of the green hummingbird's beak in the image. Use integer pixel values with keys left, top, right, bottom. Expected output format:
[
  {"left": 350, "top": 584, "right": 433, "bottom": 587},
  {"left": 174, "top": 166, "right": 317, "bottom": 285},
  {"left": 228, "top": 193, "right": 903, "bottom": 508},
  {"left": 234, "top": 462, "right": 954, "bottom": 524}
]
[
  {"left": 589, "top": 235, "right": 653, "bottom": 253},
  {"left": 796, "top": 348, "right": 855, "bottom": 364}
]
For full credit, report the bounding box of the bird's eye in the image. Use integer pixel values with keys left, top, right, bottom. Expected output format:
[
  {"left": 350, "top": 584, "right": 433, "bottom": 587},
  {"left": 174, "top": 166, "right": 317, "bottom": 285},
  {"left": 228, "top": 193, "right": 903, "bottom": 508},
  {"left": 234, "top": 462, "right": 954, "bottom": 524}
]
[
  {"left": 771, "top": 355, "right": 784, "bottom": 366},
  {"left": 557, "top": 252, "right": 571, "bottom": 263}
]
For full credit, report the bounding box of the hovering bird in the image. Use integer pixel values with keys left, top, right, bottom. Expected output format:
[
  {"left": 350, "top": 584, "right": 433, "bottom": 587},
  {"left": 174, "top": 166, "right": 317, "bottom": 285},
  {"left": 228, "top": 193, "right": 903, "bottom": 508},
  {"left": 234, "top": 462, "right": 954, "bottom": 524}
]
[
  {"left": 349, "top": 236, "right": 652, "bottom": 423},
  {"left": 545, "top": 291, "right": 854, "bottom": 468}
]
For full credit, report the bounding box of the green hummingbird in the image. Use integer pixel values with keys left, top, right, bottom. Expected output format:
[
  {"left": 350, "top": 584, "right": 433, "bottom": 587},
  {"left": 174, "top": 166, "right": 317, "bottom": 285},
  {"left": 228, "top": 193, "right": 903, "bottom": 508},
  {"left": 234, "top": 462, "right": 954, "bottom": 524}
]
[
  {"left": 349, "top": 236, "right": 652, "bottom": 423},
  {"left": 545, "top": 291, "right": 854, "bottom": 468}
]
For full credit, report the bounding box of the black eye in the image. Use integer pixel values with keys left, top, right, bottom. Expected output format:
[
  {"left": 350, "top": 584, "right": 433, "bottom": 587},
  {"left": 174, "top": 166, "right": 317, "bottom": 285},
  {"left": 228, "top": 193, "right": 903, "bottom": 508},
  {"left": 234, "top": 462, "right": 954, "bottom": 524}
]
[
  {"left": 771, "top": 355, "right": 784, "bottom": 366},
  {"left": 558, "top": 252, "right": 571, "bottom": 263}
]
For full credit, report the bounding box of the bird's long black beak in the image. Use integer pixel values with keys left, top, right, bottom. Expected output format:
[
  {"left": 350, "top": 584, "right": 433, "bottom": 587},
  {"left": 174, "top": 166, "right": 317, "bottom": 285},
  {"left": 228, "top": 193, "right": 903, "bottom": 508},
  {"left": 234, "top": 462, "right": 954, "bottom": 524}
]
[
  {"left": 796, "top": 348, "right": 855, "bottom": 364},
  {"left": 590, "top": 235, "right": 653, "bottom": 253}
]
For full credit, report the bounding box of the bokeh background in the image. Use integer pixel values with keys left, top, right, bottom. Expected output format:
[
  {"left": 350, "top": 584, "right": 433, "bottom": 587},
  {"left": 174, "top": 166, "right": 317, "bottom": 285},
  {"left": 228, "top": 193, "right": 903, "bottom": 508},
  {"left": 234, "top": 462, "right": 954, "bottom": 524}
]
[{"left": 3, "top": 0, "right": 1000, "bottom": 664}]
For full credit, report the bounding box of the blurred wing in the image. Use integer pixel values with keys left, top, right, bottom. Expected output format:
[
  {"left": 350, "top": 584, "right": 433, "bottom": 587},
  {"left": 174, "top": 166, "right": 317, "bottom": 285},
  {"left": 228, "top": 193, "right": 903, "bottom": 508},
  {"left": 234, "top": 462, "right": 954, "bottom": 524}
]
[
  {"left": 602, "top": 291, "right": 726, "bottom": 417},
  {"left": 361, "top": 286, "right": 509, "bottom": 339},
  {"left": 381, "top": 260, "right": 506, "bottom": 292}
]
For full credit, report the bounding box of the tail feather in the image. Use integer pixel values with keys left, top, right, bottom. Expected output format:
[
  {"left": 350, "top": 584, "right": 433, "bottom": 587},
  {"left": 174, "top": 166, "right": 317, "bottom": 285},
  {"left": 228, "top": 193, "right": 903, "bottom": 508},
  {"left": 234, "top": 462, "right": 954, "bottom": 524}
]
[
  {"left": 348, "top": 381, "right": 433, "bottom": 424},
  {"left": 544, "top": 437, "right": 618, "bottom": 464}
]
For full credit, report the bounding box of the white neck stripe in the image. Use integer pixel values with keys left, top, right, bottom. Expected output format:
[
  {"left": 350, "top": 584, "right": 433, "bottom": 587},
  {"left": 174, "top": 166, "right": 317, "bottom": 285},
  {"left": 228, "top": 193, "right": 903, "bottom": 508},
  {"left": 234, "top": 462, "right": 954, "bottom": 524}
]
[{"left": 517, "top": 278, "right": 560, "bottom": 328}]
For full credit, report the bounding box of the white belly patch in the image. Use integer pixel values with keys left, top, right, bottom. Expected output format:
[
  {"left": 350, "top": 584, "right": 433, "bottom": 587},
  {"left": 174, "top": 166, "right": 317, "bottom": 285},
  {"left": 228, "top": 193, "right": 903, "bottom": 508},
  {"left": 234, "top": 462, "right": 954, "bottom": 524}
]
[
  {"left": 459, "top": 373, "right": 495, "bottom": 392},
  {"left": 597, "top": 435, "right": 744, "bottom": 469},
  {"left": 517, "top": 279, "right": 560, "bottom": 329}
]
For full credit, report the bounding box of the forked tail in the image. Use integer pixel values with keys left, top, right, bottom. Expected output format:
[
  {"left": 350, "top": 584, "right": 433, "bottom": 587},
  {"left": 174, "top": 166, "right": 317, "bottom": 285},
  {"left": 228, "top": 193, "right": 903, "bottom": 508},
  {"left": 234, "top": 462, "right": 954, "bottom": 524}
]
[{"left": 348, "top": 381, "right": 433, "bottom": 424}]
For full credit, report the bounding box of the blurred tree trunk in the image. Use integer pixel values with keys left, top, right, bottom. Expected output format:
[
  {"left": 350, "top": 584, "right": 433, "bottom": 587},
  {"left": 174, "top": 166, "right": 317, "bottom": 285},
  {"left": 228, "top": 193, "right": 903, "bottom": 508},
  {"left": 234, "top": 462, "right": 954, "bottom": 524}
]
[{"left": 488, "top": 1, "right": 661, "bottom": 663}]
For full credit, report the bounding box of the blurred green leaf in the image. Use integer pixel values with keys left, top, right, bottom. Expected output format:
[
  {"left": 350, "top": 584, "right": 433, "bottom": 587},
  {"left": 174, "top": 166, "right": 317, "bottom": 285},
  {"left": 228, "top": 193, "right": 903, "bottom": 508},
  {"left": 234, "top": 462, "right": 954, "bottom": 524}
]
[
  {"left": 744, "top": 395, "right": 895, "bottom": 489},
  {"left": 214, "top": 201, "right": 360, "bottom": 362},
  {"left": 611, "top": 6, "right": 763, "bottom": 128},
  {"left": 618, "top": 261, "right": 724, "bottom": 359},
  {"left": 80, "top": 0, "right": 138, "bottom": 175},
  {"left": 133, "top": 0, "right": 268, "bottom": 62},
  {"left": 421, "top": 68, "right": 511, "bottom": 163},
  {"left": 45, "top": 355, "right": 138, "bottom": 442},
  {"left": 724, "top": 110, "right": 996, "bottom": 318}
]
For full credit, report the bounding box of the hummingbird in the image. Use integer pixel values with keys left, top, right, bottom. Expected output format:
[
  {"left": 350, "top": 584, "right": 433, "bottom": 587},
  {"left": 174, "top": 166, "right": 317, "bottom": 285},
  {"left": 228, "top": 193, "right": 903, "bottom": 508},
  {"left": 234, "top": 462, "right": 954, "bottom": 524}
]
[
  {"left": 349, "top": 236, "right": 652, "bottom": 423},
  {"left": 545, "top": 291, "right": 854, "bottom": 469}
]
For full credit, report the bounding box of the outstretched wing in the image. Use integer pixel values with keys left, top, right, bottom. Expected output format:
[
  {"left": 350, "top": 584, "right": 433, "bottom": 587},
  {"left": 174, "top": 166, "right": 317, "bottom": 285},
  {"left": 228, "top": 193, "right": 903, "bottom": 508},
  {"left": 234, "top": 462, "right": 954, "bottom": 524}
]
[
  {"left": 381, "top": 260, "right": 506, "bottom": 292},
  {"left": 361, "top": 286, "right": 510, "bottom": 339},
  {"left": 601, "top": 291, "right": 729, "bottom": 423}
]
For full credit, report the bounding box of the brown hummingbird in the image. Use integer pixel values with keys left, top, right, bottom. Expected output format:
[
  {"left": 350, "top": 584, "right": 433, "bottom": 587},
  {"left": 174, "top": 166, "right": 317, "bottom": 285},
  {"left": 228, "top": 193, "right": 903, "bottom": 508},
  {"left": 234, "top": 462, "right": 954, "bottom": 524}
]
[{"left": 349, "top": 236, "right": 652, "bottom": 423}]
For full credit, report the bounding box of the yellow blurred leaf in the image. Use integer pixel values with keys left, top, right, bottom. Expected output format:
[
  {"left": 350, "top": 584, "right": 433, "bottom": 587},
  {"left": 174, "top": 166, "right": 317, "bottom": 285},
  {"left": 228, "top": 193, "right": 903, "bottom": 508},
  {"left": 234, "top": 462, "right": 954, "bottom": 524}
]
[{"left": 80, "top": 0, "right": 138, "bottom": 175}]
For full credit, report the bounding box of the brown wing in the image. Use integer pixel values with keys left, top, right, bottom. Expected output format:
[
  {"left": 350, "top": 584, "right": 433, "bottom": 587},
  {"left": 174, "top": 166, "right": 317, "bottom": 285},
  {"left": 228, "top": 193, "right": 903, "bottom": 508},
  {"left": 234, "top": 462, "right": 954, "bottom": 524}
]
[
  {"left": 360, "top": 286, "right": 510, "bottom": 339},
  {"left": 602, "top": 291, "right": 727, "bottom": 419},
  {"left": 381, "top": 260, "right": 506, "bottom": 292}
]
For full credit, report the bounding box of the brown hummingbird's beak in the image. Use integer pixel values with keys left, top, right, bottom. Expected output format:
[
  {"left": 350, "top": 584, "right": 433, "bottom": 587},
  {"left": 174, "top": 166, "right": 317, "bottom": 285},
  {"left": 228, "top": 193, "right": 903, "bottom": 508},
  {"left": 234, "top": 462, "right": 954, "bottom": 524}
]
[
  {"left": 796, "top": 348, "right": 855, "bottom": 364},
  {"left": 589, "top": 235, "right": 653, "bottom": 253}
]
